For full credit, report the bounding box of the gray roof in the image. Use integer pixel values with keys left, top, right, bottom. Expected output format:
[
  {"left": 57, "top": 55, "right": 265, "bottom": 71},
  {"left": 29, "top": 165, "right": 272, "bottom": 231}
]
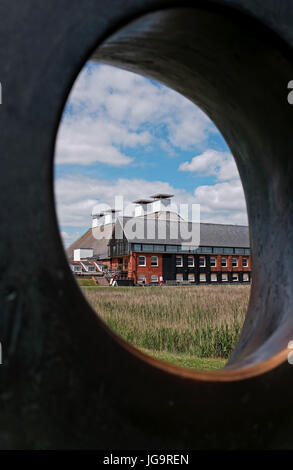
[
  {"left": 66, "top": 223, "right": 114, "bottom": 260},
  {"left": 67, "top": 218, "right": 250, "bottom": 260},
  {"left": 116, "top": 217, "right": 250, "bottom": 248},
  {"left": 199, "top": 223, "right": 249, "bottom": 248}
]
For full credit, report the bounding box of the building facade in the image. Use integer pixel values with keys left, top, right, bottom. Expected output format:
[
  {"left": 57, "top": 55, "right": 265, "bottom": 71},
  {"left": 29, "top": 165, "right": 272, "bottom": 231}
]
[{"left": 67, "top": 195, "right": 251, "bottom": 285}]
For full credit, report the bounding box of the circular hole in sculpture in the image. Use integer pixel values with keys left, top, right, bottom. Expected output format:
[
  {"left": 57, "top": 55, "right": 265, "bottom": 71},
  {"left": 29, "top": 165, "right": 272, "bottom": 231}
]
[{"left": 54, "top": 57, "right": 251, "bottom": 372}]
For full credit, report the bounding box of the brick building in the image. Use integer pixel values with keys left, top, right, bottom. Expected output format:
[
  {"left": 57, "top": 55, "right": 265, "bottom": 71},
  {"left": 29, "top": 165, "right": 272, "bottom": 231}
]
[{"left": 67, "top": 195, "right": 251, "bottom": 285}]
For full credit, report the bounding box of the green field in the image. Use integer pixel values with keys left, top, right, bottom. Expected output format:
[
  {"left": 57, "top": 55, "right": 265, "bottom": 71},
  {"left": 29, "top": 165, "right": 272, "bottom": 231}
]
[
  {"left": 82, "top": 285, "right": 250, "bottom": 370},
  {"left": 77, "top": 278, "right": 97, "bottom": 287}
]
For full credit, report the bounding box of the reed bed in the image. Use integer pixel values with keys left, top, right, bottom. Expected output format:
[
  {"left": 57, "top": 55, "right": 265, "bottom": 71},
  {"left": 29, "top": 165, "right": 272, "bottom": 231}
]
[{"left": 83, "top": 285, "right": 250, "bottom": 359}]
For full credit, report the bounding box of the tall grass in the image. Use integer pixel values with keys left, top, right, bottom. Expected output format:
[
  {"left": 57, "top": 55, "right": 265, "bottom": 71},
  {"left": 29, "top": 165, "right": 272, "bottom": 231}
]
[{"left": 83, "top": 285, "right": 250, "bottom": 360}]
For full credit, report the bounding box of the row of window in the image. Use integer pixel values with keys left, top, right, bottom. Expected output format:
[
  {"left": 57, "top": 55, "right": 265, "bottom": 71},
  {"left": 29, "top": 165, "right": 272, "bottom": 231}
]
[
  {"left": 72, "top": 264, "right": 96, "bottom": 272},
  {"left": 138, "top": 274, "right": 159, "bottom": 283},
  {"left": 176, "top": 272, "right": 250, "bottom": 282},
  {"left": 132, "top": 243, "right": 250, "bottom": 255},
  {"left": 175, "top": 255, "right": 248, "bottom": 268},
  {"left": 138, "top": 273, "right": 250, "bottom": 283},
  {"left": 138, "top": 255, "right": 158, "bottom": 266},
  {"left": 137, "top": 255, "right": 249, "bottom": 268},
  {"left": 198, "top": 256, "right": 248, "bottom": 268}
]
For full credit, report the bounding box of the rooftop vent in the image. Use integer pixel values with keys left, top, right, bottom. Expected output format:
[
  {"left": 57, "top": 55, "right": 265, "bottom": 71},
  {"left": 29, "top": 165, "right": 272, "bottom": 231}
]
[
  {"left": 150, "top": 194, "right": 174, "bottom": 215},
  {"left": 150, "top": 193, "right": 174, "bottom": 199},
  {"left": 103, "top": 209, "right": 121, "bottom": 224},
  {"left": 133, "top": 199, "right": 153, "bottom": 217},
  {"left": 92, "top": 212, "right": 105, "bottom": 228}
]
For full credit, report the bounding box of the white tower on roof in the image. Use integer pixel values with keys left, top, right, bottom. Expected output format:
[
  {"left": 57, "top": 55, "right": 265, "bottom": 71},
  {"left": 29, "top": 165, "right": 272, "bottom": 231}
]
[
  {"left": 92, "top": 212, "right": 105, "bottom": 228},
  {"left": 133, "top": 199, "right": 153, "bottom": 217},
  {"left": 149, "top": 194, "right": 182, "bottom": 220},
  {"left": 103, "top": 209, "right": 121, "bottom": 224},
  {"left": 92, "top": 209, "right": 120, "bottom": 227},
  {"left": 132, "top": 194, "right": 183, "bottom": 220}
]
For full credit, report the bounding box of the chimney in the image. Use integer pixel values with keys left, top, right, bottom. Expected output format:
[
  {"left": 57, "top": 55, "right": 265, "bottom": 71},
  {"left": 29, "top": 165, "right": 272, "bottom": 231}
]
[
  {"left": 133, "top": 199, "right": 153, "bottom": 217},
  {"left": 150, "top": 194, "right": 174, "bottom": 214},
  {"left": 92, "top": 212, "right": 105, "bottom": 228},
  {"left": 103, "top": 209, "right": 120, "bottom": 224}
]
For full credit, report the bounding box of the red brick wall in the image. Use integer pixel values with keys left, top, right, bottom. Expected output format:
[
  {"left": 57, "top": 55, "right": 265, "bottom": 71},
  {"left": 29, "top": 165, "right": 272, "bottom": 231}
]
[
  {"left": 111, "top": 253, "right": 251, "bottom": 282},
  {"left": 210, "top": 255, "right": 251, "bottom": 271},
  {"left": 128, "top": 252, "right": 162, "bottom": 284},
  {"left": 111, "top": 257, "right": 123, "bottom": 270}
]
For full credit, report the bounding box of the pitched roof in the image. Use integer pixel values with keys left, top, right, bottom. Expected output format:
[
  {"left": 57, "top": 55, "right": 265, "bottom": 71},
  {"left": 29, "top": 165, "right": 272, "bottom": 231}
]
[
  {"left": 66, "top": 224, "right": 114, "bottom": 260},
  {"left": 117, "top": 217, "right": 250, "bottom": 248},
  {"left": 66, "top": 218, "right": 250, "bottom": 260},
  {"left": 199, "top": 223, "right": 249, "bottom": 248}
]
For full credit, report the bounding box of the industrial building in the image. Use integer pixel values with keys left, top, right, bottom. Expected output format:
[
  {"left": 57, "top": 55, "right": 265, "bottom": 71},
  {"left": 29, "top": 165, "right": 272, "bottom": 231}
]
[{"left": 67, "top": 195, "right": 251, "bottom": 285}]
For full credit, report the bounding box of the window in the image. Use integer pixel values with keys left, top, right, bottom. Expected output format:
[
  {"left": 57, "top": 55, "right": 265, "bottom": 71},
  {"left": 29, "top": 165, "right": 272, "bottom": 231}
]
[
  {"left": 199, "top": 256, "right": 206, "bottom": 267},
  {"left": 153, "top": 244, "right": 164, "bottom": 252},
  {"left": 211, "top": 273, "right": 217, "bottom": 282},
  {"left": 188, "top": 256, "right": 194, "bottom": 267},
  {"left": 210, "top": 257, "right": 216, "bottom": 267},
  {"left": 243, "top": 273, "right": 249, "bottom": 282},
  {"left": 176, "top": 273, "right": 183, "bottom": 282},
  {"left": 223, "top": 247, "right": 234, "bottom": 254},
  {"left": 232, "top": 273, "right": 239, "bottom": 282},
  {"left": 235, "top": 248, "right": 245, "bottom": 254},
  {"left": 151, "top": 275, "right": 158, "bottom": 282},
  {"left": 199, "top": 273, "right": 206, "bottom": 282},
  {"left": 133, "top": 244, "right": 141, "bottom": 251},
  {"left": 200, "top": 246, "right": 212, "bottom": 253},
  {"left": 88, "top": 266, "right": 95, "bottom": 272},
  {"left": 142, "top": 244, "right": 153, "bottom": 252},
  {"left": 232, "top": 257, "right": 238, "bottom": 267},
  {"left": 242, "top": 257, "right": 248, "bottom": 267},
  {"left": 73, "top": 265, "right": 81, "bottom": 271},
  {"left": 176, "top": 256, "right": 183, "bottom": 267},
  {"left": 188, "top": 273, "right": 195, "bottom": 282},
  {"left": 166, "top": 245, "right": 178, "bottom": 252},
  {"left": 222, "top": 273, "right": 228, "bottom": 282},
  {"left": 138, "top": 256, "right": 146, "bottom": 266},
  {"left": 221, "top": 257, "right": 227, "bottom": 267},
  {"left": 244, "top": 249, "right": 251, "bottom": 255},
  {"left": 151, "top": 256, "right": 158, "bottom": 266},
  {"left": 178, "top": 245, "right": 189, "bottom": 252},
  {"left": 213, "top": 247, "right": 223, "bottom": 254},
  {"left": 138, "top": 275, "right": 146, "bottom": 283}
]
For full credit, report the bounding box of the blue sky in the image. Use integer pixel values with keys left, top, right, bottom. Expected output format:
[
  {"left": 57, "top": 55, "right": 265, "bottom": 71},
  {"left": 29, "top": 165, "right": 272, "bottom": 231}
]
[{"left": 54, "top": 62, "right": 247, "bottom": 247}]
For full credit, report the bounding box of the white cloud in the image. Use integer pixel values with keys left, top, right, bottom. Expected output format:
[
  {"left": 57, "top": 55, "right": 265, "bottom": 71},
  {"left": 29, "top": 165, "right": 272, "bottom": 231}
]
[
  {"left": 55, "top": 174, "right": 185, "bottom": 228},
  {"left": 178, "top": 150, "right": 247, "bottom": 224},
  {"left": 55, "top": 174, "right": 248, "bottom": 244},
  {"left": 179, "top": 149, "right": 239, "bottom": 181},
  {"left": 193, "top": 180, "right": 248, "bottom": 225},
  {"left": 55, "top": 63, "right": 214, "bottom": 167}
]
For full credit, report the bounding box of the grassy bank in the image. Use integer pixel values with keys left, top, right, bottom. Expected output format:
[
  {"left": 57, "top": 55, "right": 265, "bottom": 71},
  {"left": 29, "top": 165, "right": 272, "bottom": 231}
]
[
  {"left": 140, "top": 348, "right": 226, "bottom": 370},
  {"left": 82, "top": 285, "right": 249, "bottom": 367}
]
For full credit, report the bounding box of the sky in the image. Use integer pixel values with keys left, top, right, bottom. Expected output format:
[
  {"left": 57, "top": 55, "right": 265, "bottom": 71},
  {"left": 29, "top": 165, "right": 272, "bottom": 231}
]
[{"left": 54, "top": 62, "right": 248, "bottom": 247}]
